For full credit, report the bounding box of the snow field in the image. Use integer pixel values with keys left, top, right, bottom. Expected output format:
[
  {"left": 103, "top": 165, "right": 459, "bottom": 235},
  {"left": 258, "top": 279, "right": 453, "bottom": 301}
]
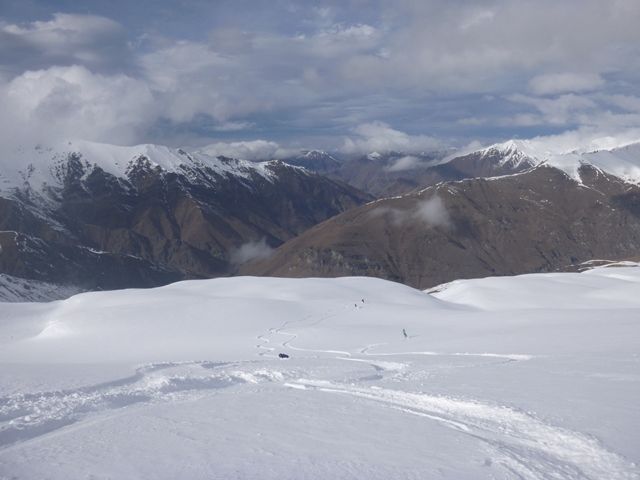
[{"left": 0, "top": 271, "right": 639, "bottom": 478}]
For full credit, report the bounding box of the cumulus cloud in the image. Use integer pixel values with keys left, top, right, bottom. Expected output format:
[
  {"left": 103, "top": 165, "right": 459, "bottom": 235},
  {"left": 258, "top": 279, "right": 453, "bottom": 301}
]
[
  {"left": 1, "top": 2, "right": 640, "bottom": 152},
  {"left": 371, "top": 196, "right": 451, "bottom": 229},
  {"left": 0, "top": 65, "right": 155, "bottom": 150},
  {"left": 340, "top": 122, "right": 442, "bottom": 155}
]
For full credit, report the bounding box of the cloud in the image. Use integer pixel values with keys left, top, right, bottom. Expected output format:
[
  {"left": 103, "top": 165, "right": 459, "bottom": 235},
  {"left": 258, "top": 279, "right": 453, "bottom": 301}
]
[
  {"left": 371, "top": 196, "right": 451, "bottom": 229},
  {"left": 0, "top": 14, "right": 136, "bottom": 79},
  {"left": 140, "top": 40, "right": 275, "bottom": 124},
  {"left": 502, "top": 91, "right": 640, "bottom": 143},
  {"left": 207, "top": 26, "right": 254, "bottom": 55},
  {"left": 343, "top": 0, "right": 640, "bottom": 92},
  {"left": 200, "top": 140, "right": 298, "bottom": 161},
  {"left": 1, "top": 3, "right": 640, "bottom": 152},
  {"left": 507, "top": 93, "right": 598, "bottom": 126},
  {"left": 229, "top": 238, "right": 273, "bottom": 271},
  {"left": 0, "top": 65, "right": 155, "bottom": 150},
  {"left": 531, "top": 127, "right": 640, "bottom": 154},
  {"left": 340, "top": 121, "right": 442, "bottom": 155},
  {"left": 414, "top": 196, "right": 450, "bottom": 228},
  {"left": 528, "top": 73, "right": 605, "bottom": 96},
  {"left": 385, "top": 156, "right": 423, "bottom": 172},
  {"left": 385, "top": 155, "right": 442, "bottom": 172},
  {"left": 609, "top": 95, "right": 640, "bottom": 113},
  {"left": 212, "top": 121, "right": 256, "bottom": 132}
]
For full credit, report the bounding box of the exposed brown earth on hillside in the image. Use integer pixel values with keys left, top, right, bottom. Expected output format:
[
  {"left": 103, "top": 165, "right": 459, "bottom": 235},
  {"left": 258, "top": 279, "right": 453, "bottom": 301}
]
[{"left": 240, "top": 165, "right": 640, "bottom": 289}]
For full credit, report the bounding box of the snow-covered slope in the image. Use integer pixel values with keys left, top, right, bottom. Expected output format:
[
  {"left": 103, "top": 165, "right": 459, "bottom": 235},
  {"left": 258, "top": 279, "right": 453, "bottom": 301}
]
[
  {"left": 477, "top": 138, "right": 640, "bottom": 183},
  {"left": 548, "top": 143, "right": 640, "bottom": 184},
  {"left": 1, "top": 140, "right": 282, "bottom": 196},
  {"left": 0, "top": 271, "right": 638, "bottom": 479}
]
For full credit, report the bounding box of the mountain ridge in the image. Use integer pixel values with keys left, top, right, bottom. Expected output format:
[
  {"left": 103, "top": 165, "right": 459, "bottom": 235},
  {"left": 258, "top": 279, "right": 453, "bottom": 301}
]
[
  {"left": 0, "top": 140, "right": 373, "bottom": 293},
  {"left": 3, "top": 136, "right": 640, "bottom": 299},
  {"left": 239, "top": 159, "right": 640, "bottom": 289}
]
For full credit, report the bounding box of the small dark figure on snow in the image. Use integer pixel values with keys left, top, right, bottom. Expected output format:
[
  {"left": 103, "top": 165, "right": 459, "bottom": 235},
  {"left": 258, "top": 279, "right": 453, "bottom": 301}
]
[
  {"left": 279, "top": 353, "right": 289, "bottom": 359},
  {"left": 403, "top": 328, "right": 408, "bottom": 339}
]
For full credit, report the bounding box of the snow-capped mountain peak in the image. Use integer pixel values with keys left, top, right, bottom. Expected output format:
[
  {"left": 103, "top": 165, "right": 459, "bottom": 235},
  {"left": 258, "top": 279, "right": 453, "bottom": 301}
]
[
  {"left": 546, "top": 141, "right": 640, "bottom": 184},
  {"left": 478, "top": 139, "right": 545, "bottom": 167},
  {"left": 299, "top": 149, "right": 331, "bottom": 159},
  {"left": 474, "top": 138, "right": 640, "bottom": 184},
  {"left": 2, "top": 140, "right": 282, "bottom": 196}
]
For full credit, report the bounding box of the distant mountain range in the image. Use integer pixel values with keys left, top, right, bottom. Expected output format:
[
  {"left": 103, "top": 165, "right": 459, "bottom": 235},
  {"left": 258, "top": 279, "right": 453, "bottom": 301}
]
[
  {"left": 244, "top": 141, "right": 640, "bottom": 289},
  {"left": 0, "top": 141, "right": 372, "bottom": 294},
  {"left": 2, "top": 138, "right": 640, "bottom": 299}
]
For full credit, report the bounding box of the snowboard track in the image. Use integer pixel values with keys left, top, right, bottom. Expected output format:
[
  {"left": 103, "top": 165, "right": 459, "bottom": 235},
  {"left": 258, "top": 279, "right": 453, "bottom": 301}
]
[
  {"left": 3, "top": 303, "right": 638, "bottom": 479},
  {"left": 287, "top": 378, "right": 638, "bottom": 480},
  {"left": 0, "top": 361, "right": 244, "bottom": 450}
]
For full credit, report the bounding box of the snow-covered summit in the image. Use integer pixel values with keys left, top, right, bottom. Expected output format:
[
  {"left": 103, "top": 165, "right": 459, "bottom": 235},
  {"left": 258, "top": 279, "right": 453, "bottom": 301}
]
[
  {"left": 0, "top": 140, "right": 280, "bottom": 196},
  {"left": 478, "top": 138, "right": 640, "bottom": 184},
  {"left": 477, "top": 139, "right": 541, "bottom": 169},
  {"left": 546, "top": 142, "right": 640, "bottom": 184},
  {"left": 299, "top": 149, "right": 332, "bottom": 159}
]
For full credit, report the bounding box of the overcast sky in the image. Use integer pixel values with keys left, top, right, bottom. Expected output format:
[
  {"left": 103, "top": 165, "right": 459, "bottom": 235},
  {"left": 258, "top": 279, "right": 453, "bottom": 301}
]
[{"left": 1, "top": 0, "right": 640, "bottom": 158}]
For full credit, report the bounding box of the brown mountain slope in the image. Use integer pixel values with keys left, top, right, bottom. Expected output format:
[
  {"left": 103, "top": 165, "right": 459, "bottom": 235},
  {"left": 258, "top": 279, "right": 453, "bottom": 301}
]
[
  {"left": 0, "top": 154, "right": 373, "bottom": 291},
  {"left": 239, "top": 164, "right": 640, "bottom": 289}
]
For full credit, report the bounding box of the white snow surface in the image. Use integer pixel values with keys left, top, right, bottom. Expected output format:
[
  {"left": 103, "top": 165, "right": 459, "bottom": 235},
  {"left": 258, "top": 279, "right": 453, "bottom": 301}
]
[
  {"left": 479, "top": 138, "right": 640, "bottom": 184},
  {"left": 1, "top": 270, "right": 639, "bottom": 479},
  {"left": 0, "top": 140, "right": 277, "bottom": 195}
]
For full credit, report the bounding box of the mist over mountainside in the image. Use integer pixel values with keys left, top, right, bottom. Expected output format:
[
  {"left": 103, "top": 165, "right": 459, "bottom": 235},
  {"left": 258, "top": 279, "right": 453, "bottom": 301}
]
[
  {"left": 0, "top": 141, "right": 373, "bottom": 296},
  {"left": 241, "top": 140, "right": 640, "bottom": 289}
]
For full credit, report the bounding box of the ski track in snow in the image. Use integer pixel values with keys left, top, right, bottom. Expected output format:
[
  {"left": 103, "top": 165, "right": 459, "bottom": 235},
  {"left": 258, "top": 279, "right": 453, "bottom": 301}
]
[
  {"left": 256, "top": 307, "right": 352, "bottom": 358},
  {"left": 2, "top": 304, "right": 638, "bottom": 479},
  {"left": 256, "top": 309, "right": 638, "bottom": 479},
  {"left": 287, "top": 379, "right": 639, "bottom": 480},
  {"left": 1, "top": 355, "right": 637, "bottom": 479},
  {"left": 0, "top": 361, "right": 255, "bottom": 450}
]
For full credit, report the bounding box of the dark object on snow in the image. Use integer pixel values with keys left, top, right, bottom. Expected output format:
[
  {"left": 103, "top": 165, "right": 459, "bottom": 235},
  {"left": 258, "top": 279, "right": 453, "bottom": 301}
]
[{"left": 279, "top": 353, "right": 289, "bottom": 358}]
